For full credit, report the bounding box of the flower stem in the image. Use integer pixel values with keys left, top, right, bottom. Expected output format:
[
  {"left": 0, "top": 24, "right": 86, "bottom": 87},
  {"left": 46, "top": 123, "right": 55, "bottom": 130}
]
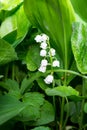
[{"left": 79, "top": 78, "right": 86, "bottom": 130}]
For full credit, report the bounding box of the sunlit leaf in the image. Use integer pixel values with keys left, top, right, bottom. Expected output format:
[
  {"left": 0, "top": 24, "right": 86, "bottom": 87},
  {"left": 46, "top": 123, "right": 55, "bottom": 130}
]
[
  {"left": 46, "top": 86, "right": 79, "bottom": 97},
  {"left": 0, "top": 0, "right": 23, "bottom": 11},
  {"left": 71, "top": 22, "right": 87, "bottom": 74},
  {"left": 0, "top": 4, "right": 30, "bottom": 47}
]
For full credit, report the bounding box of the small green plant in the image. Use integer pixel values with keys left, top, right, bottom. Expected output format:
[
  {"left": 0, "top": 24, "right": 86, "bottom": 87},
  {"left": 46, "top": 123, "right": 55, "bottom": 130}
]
[{"left": 1, "top": 0, "right": 87, "bottom": 130}]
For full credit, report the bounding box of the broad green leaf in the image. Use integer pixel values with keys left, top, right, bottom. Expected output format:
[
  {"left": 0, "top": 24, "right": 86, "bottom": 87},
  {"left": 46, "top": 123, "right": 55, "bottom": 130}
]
[
  {"left": 70, "top": 0, "right": 87, "bottom": 22},
  {"left": 64, "top": 102, "right": 81, "bottom": 116},
  {"left": 24, "top": 0, "right": 76, "bottom": 68},
  {"left": 0, "top": 4, "right": 30, "bottom": 47},
  {"left": 0, "top": 79, "right": 20, "bottom": 98},
  {"left": 0, "top": 16, "right": 17, "bottom": 38},
  {"left": 71, "top": 22, "right": 87, "bottom": 74},
  {"left": 0, "top": 0, "right": 23, "bottom": 22},
  {"left": 31, "top": 126, "right": 51, "bottom": 130},
  {"left": 20, "top": 72, "right": 44, "bottom": 94},
  {"left": 13, "top": 5, "right": 30, "bottom": 44},
  {"left": 30, "top": 101, "right": 55, "bottom": 126},
  {"left": 26, "top": 44, "right": 41, "bottom": 71},
  {"left": 20, "top": 77, "right": 33, "bottom": 94},
  {"left": 0, "top": 39, "right": 17, "bottom": 65},
  {"left": 17, "top": 92, "right": 44, "bottom": 121},
  {"left": 3, "top": 30, "right": 17, "bottom": 44},
  {"left": 46, "top": 86, "right": 79, "bottom": 97},
  {"left": 0, "top": 95, "right": 27, "bottom": 125}
]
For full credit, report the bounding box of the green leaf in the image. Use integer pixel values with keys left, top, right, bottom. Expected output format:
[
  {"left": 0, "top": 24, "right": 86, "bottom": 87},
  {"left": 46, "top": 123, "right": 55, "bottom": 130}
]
[
  {"left": 30, "top": 101, "right": 55, "bottom": 126},
  {"left": 20, "top": 72, "right": 43, "bottom": 94},
  {"left": 0, "top": 39, "right": 17, "bottom": 65},
  {"left": 0, "top": 16, "right": 17, "bottom": 38},
  {"left": 31, "top": 126, "right": 51, "bottom": 130},
  {"left": 70, "top": 0, "right": 87, "bottom": 22},
  {"left": 0, "top": 95, "right": 26, "bottom": 125},
  {"left": 26, "top": 44, "right": 41, "bottom": 71},
  {"left": 0, "top": 79, "right": 20, "bottom": 98},
  {"left": 36, "top": 78, "right": 48, "bottom": 90},
  {"left": 24, "top": 0, "right": 76, "bottom": 68},
  {"left": 71, "top": 22, "right": 87, "bottom": 74},
  {"left": 17, "top": 92, "right": 44, "bottom": 121},
  {"left": 46, "top": 86, "right": 79, "bottom": 97},
  {"left": 84, "top": 102, "right": 87, "bottom": 113},
  {"left": 20, "top": 77, "right": 33, "bottom": 94},
  {"left": 0, "top": 4, "right": 30, "bottom": 47},
  {"left": 0, "top": 0, "right": 23, "bottom": 11}
]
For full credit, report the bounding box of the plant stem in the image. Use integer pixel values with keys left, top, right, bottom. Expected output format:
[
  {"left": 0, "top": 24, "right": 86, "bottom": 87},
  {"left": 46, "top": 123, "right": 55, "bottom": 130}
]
[
  {"left": 63, "top": 97, "right": 69, "bottom": 129},
  {"left": 79, "top": 78, "right": 86, "bottom": 130},
  {"left": 60, "top": 97, "right": 65, "bottom": 130},
  {"left": 12, "top": 62, "right": 15, "bottom": 80}
]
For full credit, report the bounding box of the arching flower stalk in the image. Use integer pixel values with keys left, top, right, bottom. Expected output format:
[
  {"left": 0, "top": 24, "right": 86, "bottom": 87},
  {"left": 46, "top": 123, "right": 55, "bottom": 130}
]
[{"left": 35, "top": 34, "right": 60, "bottom": 84}]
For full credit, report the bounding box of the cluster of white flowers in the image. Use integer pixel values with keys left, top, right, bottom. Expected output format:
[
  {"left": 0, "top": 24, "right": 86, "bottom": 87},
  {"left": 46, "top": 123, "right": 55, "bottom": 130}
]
[{"left": 35, "top": 34, "right": 60, "bottom": 84}]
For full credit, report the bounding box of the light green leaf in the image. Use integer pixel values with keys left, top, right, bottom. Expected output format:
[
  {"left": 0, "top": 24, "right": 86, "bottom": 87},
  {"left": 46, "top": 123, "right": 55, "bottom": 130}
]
[
  {"left": 71, "top": 22, "right": 87, "bottom": 74},
  {"left": 0, "top": 16, "right": 17, "bottom": 38},
  {"left": 26, "top": 44, "right": 41, "bottom": 71},
  {"left": 24, "top": 0, "right": 76, "bottom": 68},
  {"left": 0, "top": 39, "right": 17, "bottom": 65},
  {"left": 31, "top": 126, "right": 51, "bottom": 130},
  {"left": 0, "top": 4, "right": 30, "bottom": 47},
  {"left": 46, "top": 86, "right": 79, "bottom": 97},
  {"left": 0, "top": 0, "right": 23, "bottom": 11},
  {"left": 0, "top": 95, "right": 26, "bottom": 125}
]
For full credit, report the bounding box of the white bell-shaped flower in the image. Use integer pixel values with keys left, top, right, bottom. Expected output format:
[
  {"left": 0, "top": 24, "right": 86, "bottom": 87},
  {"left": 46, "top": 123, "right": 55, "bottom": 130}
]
[
  {"left": 40, "top": 42, "right": 47, "bottom": 49},
  {"left": 41, "top": 34, "right": 49, "bottom": 42},
  {"left": 41, "top": 59, "right": 48, "bottom": 66},
  {"left": 40, "top": 49, "right": 47, "bottom": 57},
  {"left": 38, "top": 66, "right": 46, "bottom": 73},
  {"left": 49, "top": 48, "right": 56, "bottom": 56},
  {"left": 34, "top": 35, "right": 42, "bottom": 43},
  {"left": 44, "top": 75, "right": 53, "bottom": 84},
  {"left": 52, "top": 60, "right": 60, "bottom": 67}
]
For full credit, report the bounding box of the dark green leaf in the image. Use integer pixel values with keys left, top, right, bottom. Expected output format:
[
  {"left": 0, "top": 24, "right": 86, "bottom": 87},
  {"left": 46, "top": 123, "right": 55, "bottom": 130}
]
[
  {"left": 84, "top": 102, "right": 87, "bottom": 113},
  {"left": 26, "top": 44, "right": 41, "bottom": 71},
  {"left": 46, "top": 86, "right": 79, "bottom": 97},
  {"left": 0, "top": 39, "right": 17, "bottom": 65},
  {"left": 36, "top": 78, "right": 48, "bottom": 90},
  {"left": 31, "top": 101, "right": 55, "bottom": 126},
  {"left": 0, "top": 95, "right": 26, "bottom": 125},
  {"left": 31, "top": 126, "right": 51, "bottom": 130},
  {"left": 71, "top": 22, "right": 87, "bottom": 74}
]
